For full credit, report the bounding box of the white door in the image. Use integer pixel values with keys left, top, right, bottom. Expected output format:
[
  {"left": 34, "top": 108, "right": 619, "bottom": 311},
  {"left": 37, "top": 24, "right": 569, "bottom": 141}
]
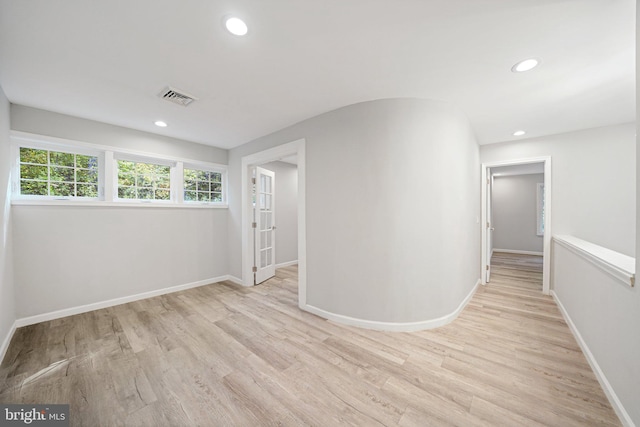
[
  {"left": 254, "top": 167, "right": 276, "bottom": 284},
  {"left": 486, "top": 172, "right": 494, "bottom": 282}
]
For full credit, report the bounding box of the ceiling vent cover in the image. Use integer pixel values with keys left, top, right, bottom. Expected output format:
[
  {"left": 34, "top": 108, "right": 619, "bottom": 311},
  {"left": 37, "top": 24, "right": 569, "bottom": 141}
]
[{"left": 159, "top": 86, "right": 198, "bottom": 106}]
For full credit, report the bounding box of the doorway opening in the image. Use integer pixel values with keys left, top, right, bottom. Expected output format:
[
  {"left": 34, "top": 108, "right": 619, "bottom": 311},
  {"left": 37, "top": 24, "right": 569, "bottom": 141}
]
[
  {"left": 481, "top": 157, "right": 551, "bottom": 294},
  {"left": 241, "top": 139, "right": 307, "bottom": 308}
]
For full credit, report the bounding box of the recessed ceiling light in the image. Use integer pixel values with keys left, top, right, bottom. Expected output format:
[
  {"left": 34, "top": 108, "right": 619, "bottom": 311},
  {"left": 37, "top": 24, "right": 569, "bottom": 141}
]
[
  {"left": 225, "top": 16, "right": 248, "bottom": 36},
  {"left": 513, "top": 130, "right": 526, "bottom": 136},
  {"left": 511, "top": 58, "right": 539, "bottom": 73},
  {"left": 154, "top": 120, "right": 168, "bottom": 128}
]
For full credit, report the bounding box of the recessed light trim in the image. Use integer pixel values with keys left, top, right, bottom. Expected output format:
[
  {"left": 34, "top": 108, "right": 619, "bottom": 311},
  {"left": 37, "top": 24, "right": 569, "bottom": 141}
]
[
  {"left": 513, "top": 130, "right": 526, "bottom": 136},
  {"left": 154, "top": 121, "right": 168, "bottom": 128},
  {"left": 511, "top": 58, "right": 539, "bottom": 73},
  {"left": 225, "top": 16, "right": 248, "bottom": 36}
]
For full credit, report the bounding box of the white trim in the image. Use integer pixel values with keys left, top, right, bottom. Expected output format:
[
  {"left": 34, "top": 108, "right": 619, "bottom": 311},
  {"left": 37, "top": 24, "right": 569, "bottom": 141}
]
[
  {"left": 15, "top": 275, "right": 233, "bottom": 327},
  {"left": 303, "top": 279, "right": 480, "bottom": 332},
  {"left": 275, "top": 260, "right": 298, "bottom": 269},
  {"left": 241, "top": 139, "right": 307, "bottom": 308},
  {"left": 226, "top": 275, "right": 244, "bottom": 286},
  {"left": 482, "top": 156, "right": 551, "bottom": 294},
  {"left": 493, "top": 248, "right": 544, "bottom": 256},
  {"left": 552, "top": 291, "right": 634, "bottom": 427},
  {"left": 11, "top": 199, "right": 228, "bottom": 209},
  {"left": 553, "top": 235, "right": 635, "bottom": 287},
  {"left": 0, "top": 321, "right": 17, "bottom": 365}
]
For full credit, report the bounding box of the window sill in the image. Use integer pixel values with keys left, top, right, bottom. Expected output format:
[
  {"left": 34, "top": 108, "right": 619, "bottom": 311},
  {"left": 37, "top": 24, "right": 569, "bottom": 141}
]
[{"left": 11, "top": 199, "right": 228, "bottom": 209}]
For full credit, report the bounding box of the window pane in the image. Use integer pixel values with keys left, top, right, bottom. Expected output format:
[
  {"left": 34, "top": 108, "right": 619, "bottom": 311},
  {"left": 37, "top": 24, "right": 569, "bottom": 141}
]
[
  {"left": 197, "top": 170, "right": 209, "bottom": 181},
  {"left": 118, "top": 187, "right": 137, "bottom": 199},
  {"left": 117, "top": 160, "right": 171, "bottom": 201},
  {"left": 155, "top": 189, "right": 170, "bottom": 200},
  {"left": 118, "top": 172, "right": 135, "bottom": 186},
  {"left": 21, "top": 180, "right": 48, "bottom": 195},
  {"left": 157, "top": 174, "right": 170, "bottom": 189},
  {"left": 138, "top": 174, "right": 153, "bottom": 187},
  {"left": 18, "top": 147, "right": 101, "bottom": 199},
  {"left": 20, "top": 164, "right": 48, "bottom": 180},
  {"left": 50, "top": 151, "right": 74, "bottom": 167},
  {"left": 76, "top": 169, "right": 98, "bottom": 184},
  {"left": 50, "top": 182, "right": 74, "bottom": 196},
  {"left": 50, "top": 166, "right": 74, "bottom": 182},
  {"left": 77, "top": 184, "right": 98, "bottom": 198},
  {"left": 76, "top": 154, "right": 97, "bottom": 169},
  {"left": 183, "top": 168, "right": 223, "bottom": 203},
  {"left": 138, "top": 188, "right": 153, "bottom": 199},
  {"left": 118, "top": 160, "right": 136, "bottom": 175},
  {"left": 184, "top": 169, "right": 197, "bottom": 180},
  {"left": 156, "top": 165, "right": 170, "bottom": 176},
  {"left": 20, "top": 147, "right": 47, "bottom": 164}
]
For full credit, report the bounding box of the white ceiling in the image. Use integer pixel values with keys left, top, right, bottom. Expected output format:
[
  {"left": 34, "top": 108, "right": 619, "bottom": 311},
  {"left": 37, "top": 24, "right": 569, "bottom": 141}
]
[{"left": 0, "top": 1, "right": 635, "bottom": 150}]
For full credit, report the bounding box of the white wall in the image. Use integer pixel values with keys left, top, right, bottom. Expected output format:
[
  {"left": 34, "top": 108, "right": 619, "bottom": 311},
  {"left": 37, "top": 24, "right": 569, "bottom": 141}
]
[
  {"left": 13, "top": 206, "right": 228, "bottom": 318},
  {"left": 492, "top": 173, "right": 544, "bottom": 253},
  {"left": 0, "top": 85, "right": 15, "bottom": 359},
  {"left": 480, "top": 123, "right": 636, "bottom": 257},
  {"left": 228, "top": 98, "right": 480, "bottom": 324},
  {"left": 552, "top": 243, "right": 639, "bottom": 426},
  {"left": 261, "top": 161, "right": 298, "bottom": 266},
  {"left": 10, "top": 106, "right": 229, "bottom": 319}
]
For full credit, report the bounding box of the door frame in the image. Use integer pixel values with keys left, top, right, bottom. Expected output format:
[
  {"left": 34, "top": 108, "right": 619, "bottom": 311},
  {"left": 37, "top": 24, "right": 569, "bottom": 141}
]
[
  {"left": 241, "top": 138, "right": 306, "bottom": 308},
  {"left": 481, "top": 156, "right": 552, "bottom": 294}
]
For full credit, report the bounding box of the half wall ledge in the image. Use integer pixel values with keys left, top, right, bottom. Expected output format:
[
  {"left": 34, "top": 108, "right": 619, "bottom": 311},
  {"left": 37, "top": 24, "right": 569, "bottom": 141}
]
[{"left": 553, "top": 235, "right": 635, "bottom": 287}]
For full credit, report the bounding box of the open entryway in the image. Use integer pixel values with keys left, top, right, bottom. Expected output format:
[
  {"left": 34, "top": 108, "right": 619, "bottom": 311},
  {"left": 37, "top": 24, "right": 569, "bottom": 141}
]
[
  {"left": 241, "top": 139, "right": 307, "bottom": 307},
  {"left": 481, "top": 157, "right": 552, "bottom": 294}
]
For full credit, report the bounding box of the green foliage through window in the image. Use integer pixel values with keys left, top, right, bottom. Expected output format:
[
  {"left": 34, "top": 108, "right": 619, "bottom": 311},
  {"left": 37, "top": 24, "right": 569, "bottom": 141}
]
[
  {"left": 117, "top": 160, "right": 171, "bottom": 201},
  {"left": 19, "top": 147, "right": 98, "bottom": 198},
  {"left": 184, "top": 168, "right": 223, "bottom": 202}
]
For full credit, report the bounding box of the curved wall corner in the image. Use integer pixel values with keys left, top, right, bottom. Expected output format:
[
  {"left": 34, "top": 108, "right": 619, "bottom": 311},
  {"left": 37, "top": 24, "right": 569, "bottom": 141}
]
[{"left": 302, "top": 98, "right": 481, "bottom": 327}]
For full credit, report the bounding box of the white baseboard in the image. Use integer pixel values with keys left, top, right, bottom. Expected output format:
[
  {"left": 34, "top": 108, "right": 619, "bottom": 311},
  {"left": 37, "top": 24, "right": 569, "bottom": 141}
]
[
  {"left": 276, "top": 260, "right": 298, "bottom": 269},
  {"left": 15, "top": 275, "right": 231, "bottom": 328},
  {"left": 0, "top": 321, "right": 17, "bottom": 365},
  {"left": 493, "top": 248, "right": 543, "bottom": 256},
  {"left": 226, "top": 275, "right": 243, "bottom": 286},
  {"left": 551, "top": 291, "right": 633, "bottom": 427},
  {"left": 302, "top": 279, "right": 481, "bottom": 332}
]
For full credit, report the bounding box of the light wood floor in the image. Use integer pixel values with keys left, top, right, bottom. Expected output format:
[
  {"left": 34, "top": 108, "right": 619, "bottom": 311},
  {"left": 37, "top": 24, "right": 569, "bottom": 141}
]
[{"left": 0, "top": 263, "right": 620, "bottom": 426}]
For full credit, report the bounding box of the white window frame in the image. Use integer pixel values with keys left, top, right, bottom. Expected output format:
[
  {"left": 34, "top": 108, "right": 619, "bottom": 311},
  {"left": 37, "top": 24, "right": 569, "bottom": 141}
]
[
  {"left": 182, "top": 162, "right": 228, "bottom": 205},
  {"left": 536, "top": 182, "right": 544, "bottom": 236},
  {"left": 12, "top": 139, "right": 104, "bottom": 201},
  {"left": 10, "top": 131, "right": 228, "bottom": 209},
  {"left": 113, "top": 153, "right": 176, "bottom": 204}
]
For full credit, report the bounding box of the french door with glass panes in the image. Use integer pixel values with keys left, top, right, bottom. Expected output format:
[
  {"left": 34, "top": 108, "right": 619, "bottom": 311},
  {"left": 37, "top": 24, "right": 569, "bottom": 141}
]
[{"left": 254, "top": 166, "right": 276, "bottom": 284}]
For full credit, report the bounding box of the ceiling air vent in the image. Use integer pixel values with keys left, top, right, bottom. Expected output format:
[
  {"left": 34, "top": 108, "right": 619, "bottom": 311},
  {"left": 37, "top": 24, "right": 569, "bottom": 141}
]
[{"left": 158, "top": 86, "right": 198, "bottom": 107}]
